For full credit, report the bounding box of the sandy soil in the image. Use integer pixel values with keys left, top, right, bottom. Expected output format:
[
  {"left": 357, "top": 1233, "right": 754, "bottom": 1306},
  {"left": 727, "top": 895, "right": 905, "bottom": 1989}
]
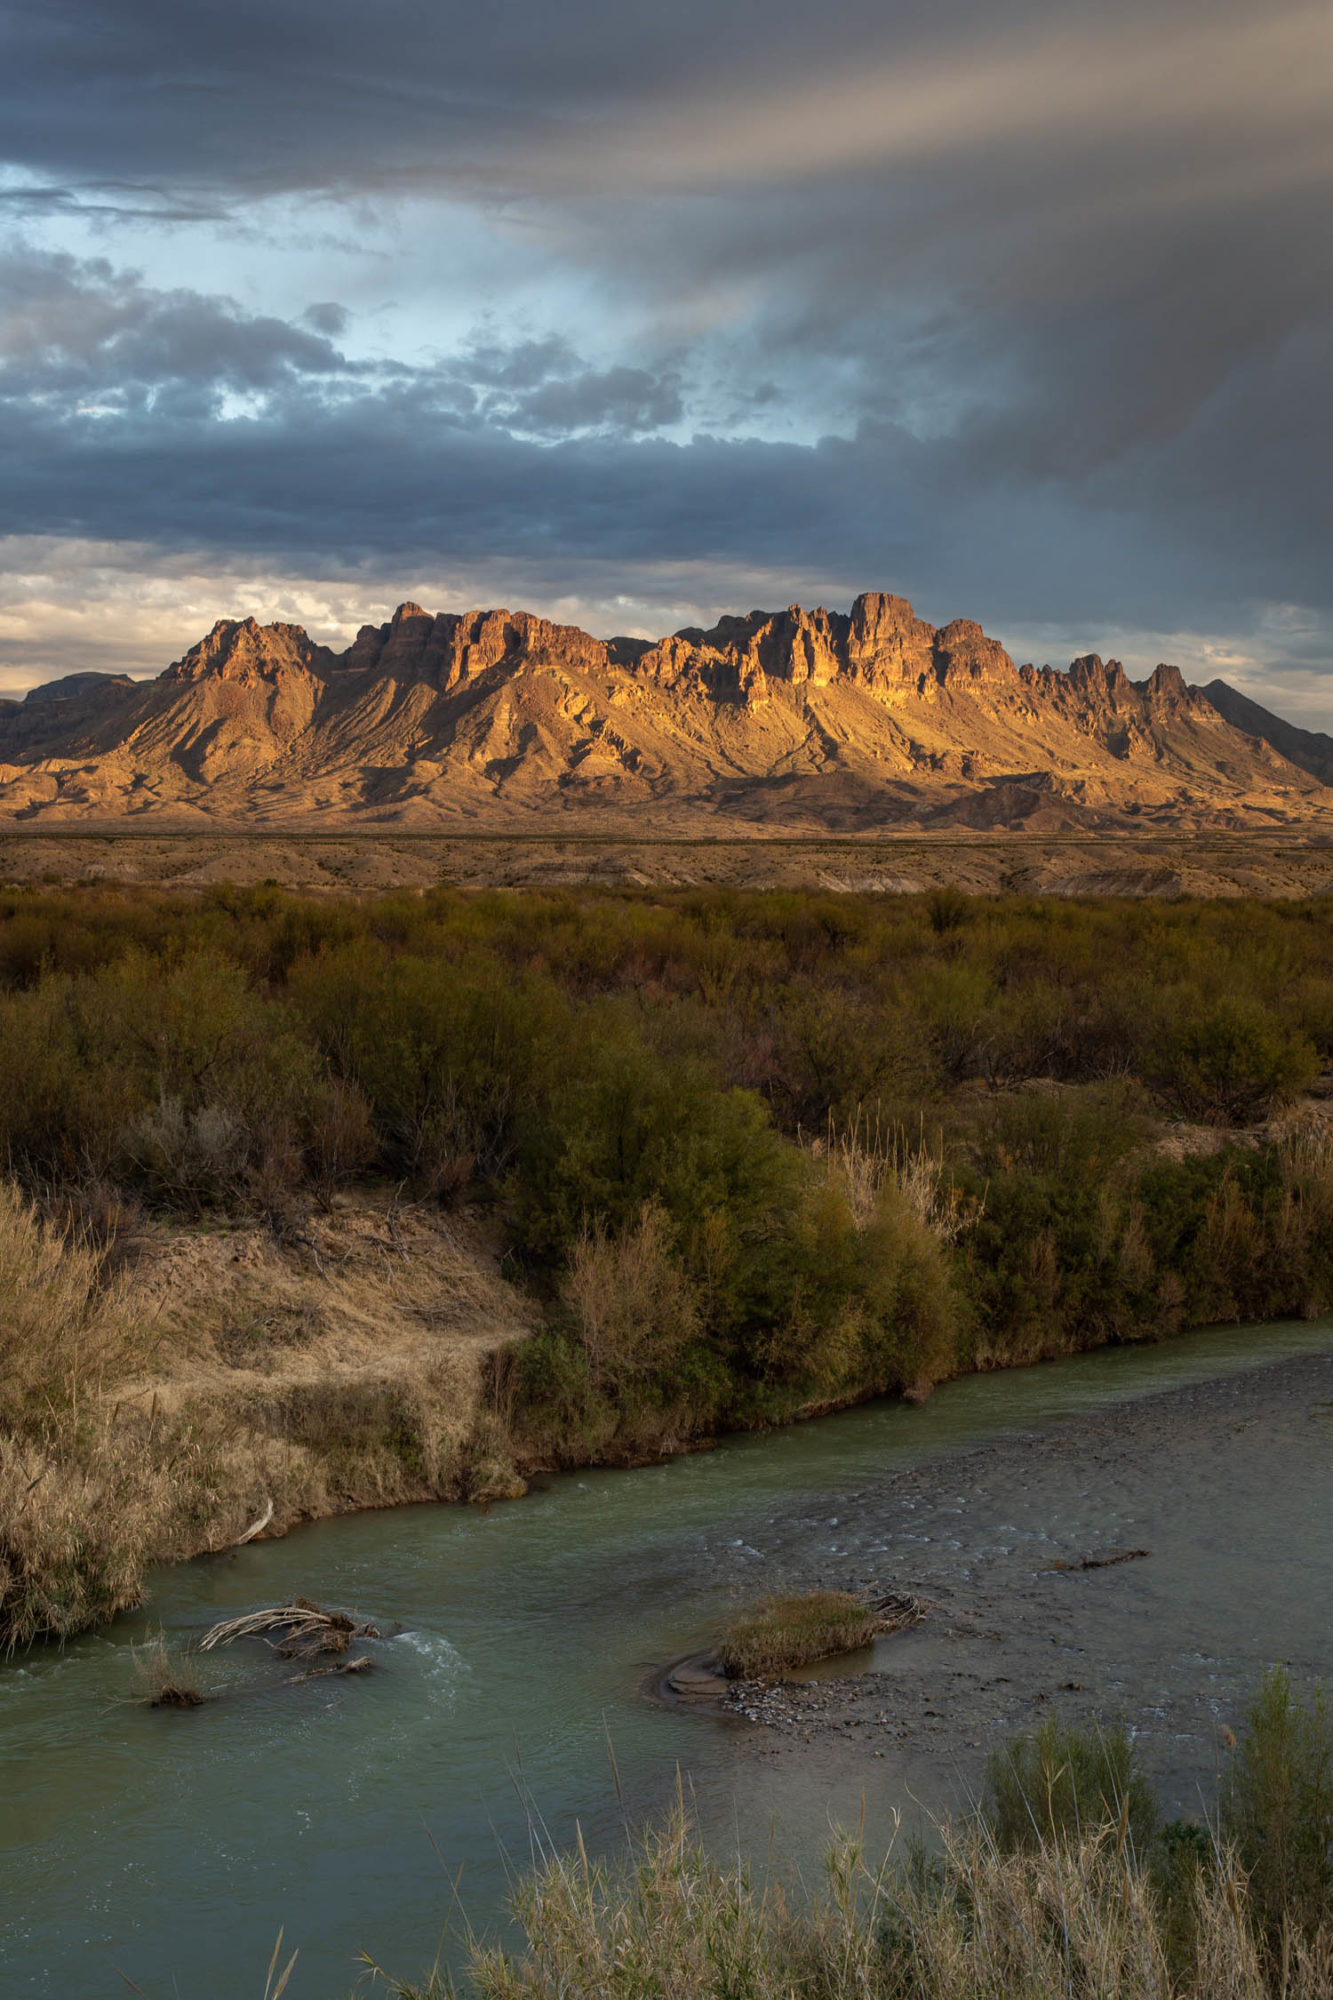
[
  {"left": 701, "top": 1349, "right": 1333, "bottom": 1821},
  {"left": 4, "top": 828, "right": 1333, "bottom": 897}
]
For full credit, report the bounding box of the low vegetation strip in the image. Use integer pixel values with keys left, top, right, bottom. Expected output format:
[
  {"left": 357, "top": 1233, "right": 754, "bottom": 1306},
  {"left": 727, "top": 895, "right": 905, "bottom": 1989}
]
[
  {"left": 371, "top": 1672, "right": 1333, "bottom": 1999},
  {"left": 5, "top": 881, "right": 1333, "bottom": 1645}
]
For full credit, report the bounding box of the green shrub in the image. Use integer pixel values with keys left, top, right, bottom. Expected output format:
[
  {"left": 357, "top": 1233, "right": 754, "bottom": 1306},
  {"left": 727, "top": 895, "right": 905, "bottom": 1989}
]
[
  {"left": 512, "top": 1016, "right": 800, "bottom": 1266},
  {"left": 287, "top": 942, "right": 566, "bottom": 1184},
  {"left": 1224, "top": 1666, "right": 1333, "bottom": 1946},
  {"left": 1152, "top": 997, "right": 1318, "bottom": 1123},
  {"left": 983, "top": 1717, "right": 1158, "bottom": 1855}
]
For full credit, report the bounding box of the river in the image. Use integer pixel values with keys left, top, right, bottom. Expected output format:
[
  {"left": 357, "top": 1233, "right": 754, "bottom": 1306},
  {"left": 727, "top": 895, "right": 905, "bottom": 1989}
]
[{"left": 3, "top": 1316, "right": 1332, "bottom": 1998}]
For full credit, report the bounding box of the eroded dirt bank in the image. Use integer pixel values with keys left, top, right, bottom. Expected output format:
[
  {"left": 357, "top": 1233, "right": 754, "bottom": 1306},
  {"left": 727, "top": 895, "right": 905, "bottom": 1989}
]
[
  {"left": 701, "top": 1348, "right": 1333, "bottom": 1821},
  {"left": 120, "top": 1195, "right": 538, "bottom": 1521}
]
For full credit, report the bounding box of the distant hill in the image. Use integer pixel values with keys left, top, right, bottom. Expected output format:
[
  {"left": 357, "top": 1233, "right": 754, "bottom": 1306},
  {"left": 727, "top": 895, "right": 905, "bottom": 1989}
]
[
  {"left": 1202, "top": 678, "right": 1333, "bottom": 789},
  {"left": 0, "top": 593, "right": 1327, "bottom": 832},
  {"left": 23, "top": 671, "right": 137, "bottom": 705}
]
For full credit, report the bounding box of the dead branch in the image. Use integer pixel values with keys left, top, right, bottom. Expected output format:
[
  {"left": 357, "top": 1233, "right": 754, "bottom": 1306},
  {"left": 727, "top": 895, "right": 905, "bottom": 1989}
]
[
  {"left": 1047, "top": 1547, "right": 1151, "bottom": 1572},
  {"left": 286, "top": 1654, "right": 374, "bottom": 1683},
  {"left": 233, "top": 1497, "right": 275, "bottom": 1546},
  {"left": 198, "top": 1599, "right": 380, "bottom": 1658}
]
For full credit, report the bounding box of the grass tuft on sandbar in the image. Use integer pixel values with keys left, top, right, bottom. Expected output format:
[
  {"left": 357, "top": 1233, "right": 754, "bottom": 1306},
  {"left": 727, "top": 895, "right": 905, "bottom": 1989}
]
[{"left": 718, "top": 1590, "right": 878, "bottom": 1678}]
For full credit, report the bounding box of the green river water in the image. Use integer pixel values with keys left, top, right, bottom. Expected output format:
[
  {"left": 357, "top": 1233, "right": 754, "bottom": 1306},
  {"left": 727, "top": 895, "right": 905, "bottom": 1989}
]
[{"left": 3, "top": 1316, "right": 1332, "bottom": 1998}]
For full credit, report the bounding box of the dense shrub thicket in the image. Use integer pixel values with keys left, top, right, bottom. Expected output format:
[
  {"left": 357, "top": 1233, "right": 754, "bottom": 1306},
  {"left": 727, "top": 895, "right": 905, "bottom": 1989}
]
[{"left": 2, "top": 881, "right": 1332, "bottom": 1461}]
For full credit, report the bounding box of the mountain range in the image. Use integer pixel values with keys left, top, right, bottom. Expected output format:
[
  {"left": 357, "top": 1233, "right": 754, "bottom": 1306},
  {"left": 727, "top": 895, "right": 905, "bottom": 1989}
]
[{"left": 1, "top": 593, "right": 1329, "bottom": 833}]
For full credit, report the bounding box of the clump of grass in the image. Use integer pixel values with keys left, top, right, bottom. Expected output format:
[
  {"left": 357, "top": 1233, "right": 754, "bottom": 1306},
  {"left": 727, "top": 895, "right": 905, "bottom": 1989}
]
[
  {"left": 0, "top": 1183, "right": 159, "bottom": 1649},
  {"left": 983, "top": 1715, "right": 1159, "bottom": 1855},
  {"left": 561, "top": 1200, "right": 699, "bottom": 1388},
  {"left": 0, "top": 1178, "right": 138, "bottom": 1429},
  {"left": 717, "top": 1589, "right": 879, "bottom": 1678},
  {"left": 133, "top": 1632, "right": 205, "bottom": 1708},
  {"left": 0, "top": 1433, "right": 154, "bottom": 1649}
]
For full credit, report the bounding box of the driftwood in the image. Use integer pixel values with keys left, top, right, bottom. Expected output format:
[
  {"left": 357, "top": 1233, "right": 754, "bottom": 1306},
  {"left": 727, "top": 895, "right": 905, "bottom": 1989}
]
[
  {"left": 199, "top": 1598, "right": 380, "bottom": 1659},
  {"left": 287, "top": 1654, "right": 374, "bottom": 1684},
  {"left": 1047, "top": 1547, "right": 1151, "bottom": 1572},
  {"left": 233, "top": 1498, "right": 275, "bottom": 1546},
  {"left": 868, "top": 1590, "right": 927, "bottom": 1630}
]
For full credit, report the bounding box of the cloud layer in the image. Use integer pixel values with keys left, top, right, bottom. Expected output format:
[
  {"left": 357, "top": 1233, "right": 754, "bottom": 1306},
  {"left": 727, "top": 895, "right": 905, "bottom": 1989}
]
[{"left": 0, "top": 0, "right": 1328, "bottom": 710}]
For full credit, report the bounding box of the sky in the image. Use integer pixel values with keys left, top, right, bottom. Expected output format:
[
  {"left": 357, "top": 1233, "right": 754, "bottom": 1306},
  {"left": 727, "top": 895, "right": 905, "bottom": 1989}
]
[{"left": 1, "top": 0, "right": 1330, "bottom": 719}]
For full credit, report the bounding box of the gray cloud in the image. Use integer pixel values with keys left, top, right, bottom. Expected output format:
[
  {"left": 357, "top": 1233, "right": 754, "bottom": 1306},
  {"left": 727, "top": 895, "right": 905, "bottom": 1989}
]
[
  {"left": 0, "top": 250, "right": 348, "bottom": 409},
  {"left": 0, "top": 249, "right": 1315, "bottom": 650},
  {"left": 6, "top": 2, "right": 1319, "bottom": 200},
  {"left": 0, "top": 0, "right": 1328, "bottom": 703},
  {"left": 461, "top": 340, "right": 685, "bottom": 437}
]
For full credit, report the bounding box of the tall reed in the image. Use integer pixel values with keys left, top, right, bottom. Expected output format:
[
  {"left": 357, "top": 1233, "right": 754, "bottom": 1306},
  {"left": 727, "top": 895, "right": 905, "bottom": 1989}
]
[{"left": 368, "top": 1803, "right": 1333, "bottom": 1999}]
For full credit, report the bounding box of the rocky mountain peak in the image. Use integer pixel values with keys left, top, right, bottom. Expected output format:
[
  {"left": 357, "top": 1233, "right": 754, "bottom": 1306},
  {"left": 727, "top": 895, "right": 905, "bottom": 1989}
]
[
  {"left": 934, "top": 620, "right": 1017, "bottom": 687},
  {"left": 1143, "top": 662, "right": 1189, "bottom": 705},
  {"left": 1066, "top": 655, "right": 1135, "bottom": 706},
  {"left": 165, "top": 616, "right": 335, "bottom": 684},
  {"left": 2, "top": 586, "right": 1327, "bottom": 833},
  {"left": 23, "top": 671, "right": 136, "bottom": 705}
]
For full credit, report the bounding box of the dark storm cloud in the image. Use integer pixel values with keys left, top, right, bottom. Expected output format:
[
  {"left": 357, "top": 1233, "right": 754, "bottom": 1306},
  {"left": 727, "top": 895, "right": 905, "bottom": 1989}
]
[
  {"left": 0, "top": 0, "right": 1329, "bottom": 671},
  {"left": 0, "top": 245, "right": 1321, "bottom": 649},
  {"left": 0, "top": 0, "right": 1077, "bottom": 193},
  {"left": 462, "top": 340, "right": 685, "bottom": 436}
]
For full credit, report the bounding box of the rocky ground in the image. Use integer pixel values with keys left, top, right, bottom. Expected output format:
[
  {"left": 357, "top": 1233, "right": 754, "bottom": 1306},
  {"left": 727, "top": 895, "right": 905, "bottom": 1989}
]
[{"left": 683, "top": 1347, "right": 1333, "bottom": 1821}]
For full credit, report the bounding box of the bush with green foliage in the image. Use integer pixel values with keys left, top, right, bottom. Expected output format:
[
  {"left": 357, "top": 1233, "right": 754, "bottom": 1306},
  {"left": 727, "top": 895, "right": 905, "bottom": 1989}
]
[
  {"left": 2, "top": 881, "right": 1333, "bottom": 1465},
  {"left": 1152, "top": 997, "right": 1319, "bottom": 1124},
  {"left": 983, "top": 1716, "right": 1159, "bottom": 1856},
  {"left": 1224, "top": 1666, "right": 1333, "bottom": 1947}
]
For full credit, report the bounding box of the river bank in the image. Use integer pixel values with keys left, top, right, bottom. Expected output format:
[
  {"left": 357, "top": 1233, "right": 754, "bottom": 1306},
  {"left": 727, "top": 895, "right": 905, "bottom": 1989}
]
[
  {"left": 8, "top": 882, "right": 1333, "bottom": 1650},
  {"left": 6, "top": 1165, "right": 1331, "bottom": 1653},
  {"left": 697, "top": 1345, "right": 1333, "bottom": 1824},
  {"left": 3, "top": 1316, "right": 1330, "bottom": 1997},
  {"left": 0, "top": 1189, "right": 537, "bottom": 1647}
]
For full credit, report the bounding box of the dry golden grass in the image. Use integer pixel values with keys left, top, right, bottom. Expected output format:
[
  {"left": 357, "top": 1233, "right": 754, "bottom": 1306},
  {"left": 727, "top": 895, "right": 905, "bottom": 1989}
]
[
  {"left": 0, "top": 1179, "right": 140, "bottom": 1424},
  {"left": 0, "top": 1183, "right": 537, "bottom": 1648},
  {"left": 561, "top": 1201, "right": 699, "bottom": 1387},
  {"left": 717, "top": 1590, "right": 881, "bottom": 1678},
  {"left": 385, "top": 1805, "right": 1333, "bottom": 2000},
  {"left": 131, "top": 1630, "right": 204, "bottom": 1707},
  {"left": 814, "top": 1112, "right": 971, "bottom": 1243}
]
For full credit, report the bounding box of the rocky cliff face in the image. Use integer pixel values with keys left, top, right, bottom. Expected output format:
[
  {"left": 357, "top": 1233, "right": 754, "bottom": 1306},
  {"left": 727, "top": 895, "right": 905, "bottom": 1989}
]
[
  {"left": 0, "top": 591, "right": 1326, "bottom": 831},
  {"left": 1202, "top": 678, "right": 1333, "bottom": 788}
]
